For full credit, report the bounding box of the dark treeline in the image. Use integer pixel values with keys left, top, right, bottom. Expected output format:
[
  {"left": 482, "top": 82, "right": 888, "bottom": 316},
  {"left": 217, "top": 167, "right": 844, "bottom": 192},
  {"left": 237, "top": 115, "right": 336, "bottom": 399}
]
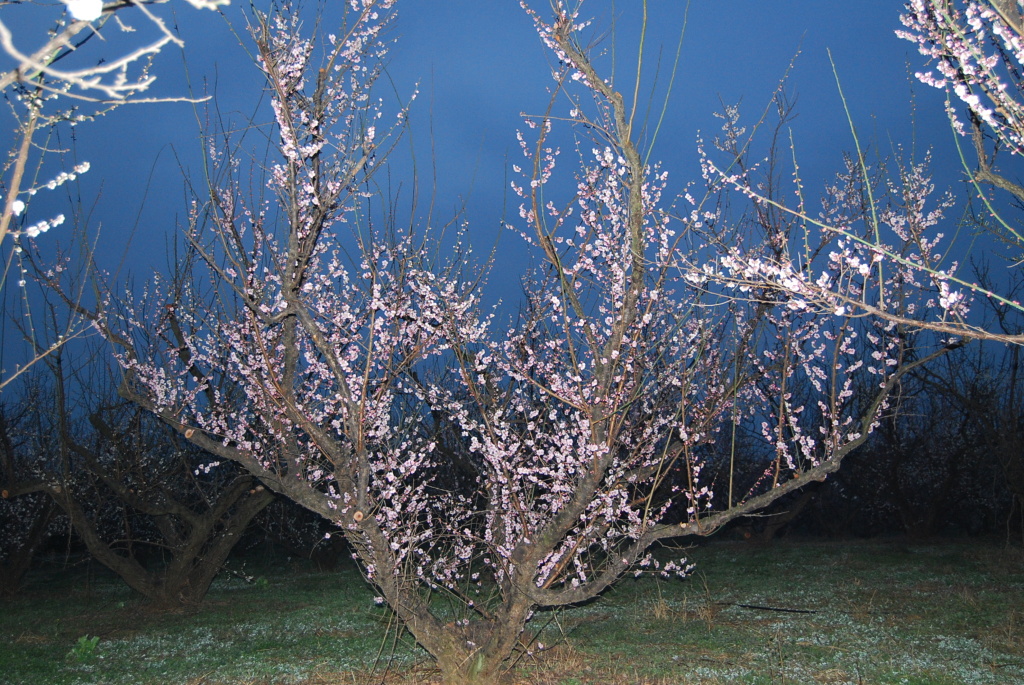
[{"left": 723, "top": 332, "right": 1023, "bottom": 543}]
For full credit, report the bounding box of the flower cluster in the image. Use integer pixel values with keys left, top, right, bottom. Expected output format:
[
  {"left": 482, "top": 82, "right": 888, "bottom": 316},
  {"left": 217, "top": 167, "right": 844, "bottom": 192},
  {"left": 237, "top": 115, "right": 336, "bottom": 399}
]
[
  {"left": 6, "top": 162, "right": 90, "bottom": 240},
  {"left": 703, "top": 118, "right": 970, "bottom": 329},
  {"left": 899, "top": 0, "right": 1024, "bottom": 153}
]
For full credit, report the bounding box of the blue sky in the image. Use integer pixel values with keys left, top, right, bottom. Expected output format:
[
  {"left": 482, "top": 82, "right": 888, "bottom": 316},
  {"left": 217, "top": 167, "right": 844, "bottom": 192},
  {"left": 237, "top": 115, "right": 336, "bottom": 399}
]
[{"left": 2, "top": 1, "right": 964, "bottom": 336}]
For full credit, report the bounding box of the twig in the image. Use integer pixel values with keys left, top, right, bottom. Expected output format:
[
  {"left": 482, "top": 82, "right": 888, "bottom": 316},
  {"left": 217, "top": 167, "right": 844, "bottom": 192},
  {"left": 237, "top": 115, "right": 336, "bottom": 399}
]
[{"left": 717, "top": 602, "right": 817, "bottom": 614}]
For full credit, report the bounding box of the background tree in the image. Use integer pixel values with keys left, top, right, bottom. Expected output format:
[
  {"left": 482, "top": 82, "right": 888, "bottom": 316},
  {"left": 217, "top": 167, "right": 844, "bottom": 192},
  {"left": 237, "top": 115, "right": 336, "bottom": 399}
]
[
  {"left": 48, "top": 405, "right": 275, "bottom": 610},
  {"left": 915, "top": 282, "right": 1024, "bottom": 538},
  {"left": 30, "top": 348, "right": 275, "bottom": 609},
  {"left": 248, "top": 497, "right": 349, "bottom": 571},
  {"left": 0, "top": 387, "right": 66, "bottom": 598}
]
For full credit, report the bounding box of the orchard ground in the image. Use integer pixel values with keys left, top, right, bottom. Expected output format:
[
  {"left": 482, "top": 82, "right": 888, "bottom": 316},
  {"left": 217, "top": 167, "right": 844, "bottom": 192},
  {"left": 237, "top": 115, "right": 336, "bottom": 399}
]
[{"left": 2, "top": 537, "right": 1022, "bottom": 684}]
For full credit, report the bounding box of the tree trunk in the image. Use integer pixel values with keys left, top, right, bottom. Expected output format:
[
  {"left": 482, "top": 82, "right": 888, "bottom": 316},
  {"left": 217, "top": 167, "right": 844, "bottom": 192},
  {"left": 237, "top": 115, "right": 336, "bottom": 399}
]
[{"left": 749, "top": 486, "right": 818, "bottom": 542}]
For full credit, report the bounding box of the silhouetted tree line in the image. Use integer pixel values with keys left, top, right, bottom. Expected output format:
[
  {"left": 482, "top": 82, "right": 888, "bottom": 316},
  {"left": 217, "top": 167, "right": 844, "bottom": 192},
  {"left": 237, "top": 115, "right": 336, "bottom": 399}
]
[{"left": 721, "top": 330, "right": 1023, "bottom": 543}]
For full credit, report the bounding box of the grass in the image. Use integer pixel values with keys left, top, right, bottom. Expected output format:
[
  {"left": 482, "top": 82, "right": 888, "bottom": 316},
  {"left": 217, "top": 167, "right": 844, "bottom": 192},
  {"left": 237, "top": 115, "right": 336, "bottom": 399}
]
[{"left": 1, "top": 538, "right": 1022, "bottom": 684}]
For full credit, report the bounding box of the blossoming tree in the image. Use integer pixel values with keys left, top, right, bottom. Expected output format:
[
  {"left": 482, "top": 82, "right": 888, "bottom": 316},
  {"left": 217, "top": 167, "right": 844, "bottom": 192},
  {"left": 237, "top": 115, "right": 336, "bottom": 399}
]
[{"left": 78, "top": 1, "right": 954, "bottom": 682}]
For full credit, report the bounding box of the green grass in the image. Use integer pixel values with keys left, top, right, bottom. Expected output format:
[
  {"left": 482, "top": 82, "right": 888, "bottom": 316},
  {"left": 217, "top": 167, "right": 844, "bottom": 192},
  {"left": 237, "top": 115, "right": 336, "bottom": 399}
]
[
  {"left": 2, "top": 539, "right": 1022, "bottom": 684},
  {"left": 527, "top": 539, "right": 1024, "bottom": 684},
  {"left": 1, "top": 558, "right": 421, "bottom": 684}
]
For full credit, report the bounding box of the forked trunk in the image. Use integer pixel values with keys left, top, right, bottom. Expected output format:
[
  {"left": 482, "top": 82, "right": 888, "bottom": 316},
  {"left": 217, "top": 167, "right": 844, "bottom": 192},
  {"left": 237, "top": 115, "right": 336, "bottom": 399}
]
[
  {"left": 431, "top": 629, "right": 518, "bottom": 685},
  {"left": 389, "top": 589, "right": 534, "bottom": 685}
]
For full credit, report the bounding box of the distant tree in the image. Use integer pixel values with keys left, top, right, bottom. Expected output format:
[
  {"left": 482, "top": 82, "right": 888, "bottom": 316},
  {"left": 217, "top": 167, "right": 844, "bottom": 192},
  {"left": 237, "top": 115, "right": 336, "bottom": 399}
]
[
  {"left": 0, "top": 393, "right": 65, "bottom": 598},
  {"left": 915, "top": 279, "right": 1024, "bottom": 538},
  {"left": 48, "top": 406, "right": 275, "bottom": 610},
  {"left": 862, "top": 369, "right": 988, "bottom": 538},
  {"left": 16, "top": 348, "right": 275, "bottom": 610},
  {"left": 56, "top": 366, "right": 274, "bottom": 606},
  {"left": 249, "top": 498, "right": 349, "bottom": 571}
]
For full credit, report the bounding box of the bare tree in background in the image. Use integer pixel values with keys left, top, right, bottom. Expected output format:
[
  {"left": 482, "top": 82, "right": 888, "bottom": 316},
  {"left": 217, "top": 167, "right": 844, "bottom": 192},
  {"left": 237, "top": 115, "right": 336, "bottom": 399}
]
[{"left": 0, "top": 389, "right": 65, "bottom": 598}]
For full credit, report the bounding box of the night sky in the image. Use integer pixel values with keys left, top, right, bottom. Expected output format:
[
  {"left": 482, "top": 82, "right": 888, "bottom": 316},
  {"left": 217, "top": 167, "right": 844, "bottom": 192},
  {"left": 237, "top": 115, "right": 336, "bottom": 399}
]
[{"left": 2, "top": 0, "right": 963, "bottom": 357}]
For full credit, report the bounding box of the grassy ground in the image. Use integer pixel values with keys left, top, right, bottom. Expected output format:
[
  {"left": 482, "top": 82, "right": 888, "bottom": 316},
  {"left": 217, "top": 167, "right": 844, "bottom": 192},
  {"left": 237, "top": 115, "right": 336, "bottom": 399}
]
[{"left": 1, "top": 538, "right": 1022, "bottom": 684}]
